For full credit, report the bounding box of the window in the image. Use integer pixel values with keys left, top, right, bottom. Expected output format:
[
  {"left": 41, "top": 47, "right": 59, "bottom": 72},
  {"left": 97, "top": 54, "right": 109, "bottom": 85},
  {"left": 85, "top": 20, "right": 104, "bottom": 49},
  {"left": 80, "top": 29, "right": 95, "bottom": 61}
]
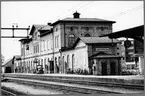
[
  {"left": 55, "top": 36, "right": 59, "bottom": 48},
  {"left": 55, "top": 37, "right": 57, "bottom": 48},
  {"left": 72, "top": 54, "right": 75, "bottom": 71},
  {"left": 38, "top": 44, "right": 39, "bottom": 53},
  {"left": 41, "top": 59, "right": 43, "bottom": 65},
  {"left": 84, "top": 34, "right": 90, "bottom": 37},
  {"left": 33, "top": 45, "right": 35, "bottom": 54},
  {"left": 70, "top": 27, "right": 73, "bottom": 31},
  {"left": 97, "top": 27, "right": 109, "bottom": 31},
  {"left": 41, "top": 41, "right": 43, "bottom": 52},
  {"left": 43, "top": 40, "right": 45, "bottom": 51},
  {"left": 68, "top": 34, "right": 75, "bottom": 47},
  {"left": 47, "top": 40, "right": 49, "bottom": 50},
  {"left": 85, "top": 27, "right": 89, "bottom": 31},
  {"left": 45, "top": 41, "right": 47, "bottom": 51},
  {"left": 44, "top": 59, "right": 46, "bottom": 68},
  {"left": 67, "top": 55, "right": 70, "bottom": 68},
  {"left": 51, "top": 39, "right": 53, "bottom": 49}
]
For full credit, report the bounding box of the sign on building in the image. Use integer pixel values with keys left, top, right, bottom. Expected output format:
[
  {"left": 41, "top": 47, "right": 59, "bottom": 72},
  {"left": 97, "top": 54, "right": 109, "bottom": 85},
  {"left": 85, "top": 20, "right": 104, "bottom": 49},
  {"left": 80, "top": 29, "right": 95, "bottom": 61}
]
[{"left": 96, "top": 48, "right": 109, "bottom": 52}]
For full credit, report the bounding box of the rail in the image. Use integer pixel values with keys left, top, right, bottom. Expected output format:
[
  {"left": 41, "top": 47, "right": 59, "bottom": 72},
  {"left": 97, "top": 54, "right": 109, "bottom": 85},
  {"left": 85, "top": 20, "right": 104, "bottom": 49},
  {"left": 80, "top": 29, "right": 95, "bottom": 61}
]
[{"left": 1, "top": 89, "right": 17, "bottom": 96}]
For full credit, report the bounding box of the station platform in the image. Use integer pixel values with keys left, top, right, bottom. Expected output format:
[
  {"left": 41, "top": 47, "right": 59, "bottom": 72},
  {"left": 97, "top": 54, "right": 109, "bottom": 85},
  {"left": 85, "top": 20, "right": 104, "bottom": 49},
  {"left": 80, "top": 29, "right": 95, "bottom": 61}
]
[
  {"left": 3, "top": 73, "right": 144, "bottom": 86},
  {"left": 2, "top": 73, "right": 144, "bottom": 94}
]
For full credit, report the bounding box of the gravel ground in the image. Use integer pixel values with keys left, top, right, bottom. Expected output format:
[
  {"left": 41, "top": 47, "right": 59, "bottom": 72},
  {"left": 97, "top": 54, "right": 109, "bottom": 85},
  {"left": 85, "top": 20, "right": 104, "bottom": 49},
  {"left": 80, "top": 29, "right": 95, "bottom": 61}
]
[{"left": 1, "top": 82, "right": 64, "bottom": 95}]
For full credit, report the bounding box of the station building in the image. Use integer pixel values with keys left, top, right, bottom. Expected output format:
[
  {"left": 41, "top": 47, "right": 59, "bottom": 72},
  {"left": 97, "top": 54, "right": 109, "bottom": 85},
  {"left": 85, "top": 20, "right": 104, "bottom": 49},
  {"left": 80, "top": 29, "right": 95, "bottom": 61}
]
[{"left": 17, "top": 12, "right": 123, "bottom": 75}]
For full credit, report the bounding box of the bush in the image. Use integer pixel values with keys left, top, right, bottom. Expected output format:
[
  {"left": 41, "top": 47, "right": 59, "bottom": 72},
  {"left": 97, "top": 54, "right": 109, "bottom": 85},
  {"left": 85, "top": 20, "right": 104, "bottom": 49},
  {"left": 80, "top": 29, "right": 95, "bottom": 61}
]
[
  {"left": 66, "top": 68, "right": 90, "bottom": 75},
  {"left": 66, "top": 68, "right": 74, "bottom": 74},
  {"left": 121, "top": 70, "right": 139, "bottom": 75}
]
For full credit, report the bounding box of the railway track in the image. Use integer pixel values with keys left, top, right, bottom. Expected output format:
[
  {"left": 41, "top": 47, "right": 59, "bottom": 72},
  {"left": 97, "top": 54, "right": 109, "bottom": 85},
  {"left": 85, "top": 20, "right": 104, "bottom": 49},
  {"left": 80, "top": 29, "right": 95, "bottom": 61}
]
[
  {"left": 6, "top": 76, "right": 144, "bottom": 90},
  {"left": 1, "top": 89, "right": 17, "bottom": 96},
  {"left": 4, "top": 78, "right": 125, "bottom": 94}
]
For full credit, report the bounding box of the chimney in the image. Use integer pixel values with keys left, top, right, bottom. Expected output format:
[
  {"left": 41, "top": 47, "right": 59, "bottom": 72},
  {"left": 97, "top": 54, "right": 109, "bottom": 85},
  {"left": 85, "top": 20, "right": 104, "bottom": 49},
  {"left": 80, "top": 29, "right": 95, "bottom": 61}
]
[{"left": 73, "top": 11, "right": 80, "bottom": 18}]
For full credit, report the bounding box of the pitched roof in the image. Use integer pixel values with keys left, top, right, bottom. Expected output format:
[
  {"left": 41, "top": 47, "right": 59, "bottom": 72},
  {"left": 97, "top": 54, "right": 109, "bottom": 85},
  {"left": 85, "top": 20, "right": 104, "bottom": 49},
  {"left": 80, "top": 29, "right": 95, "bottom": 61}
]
[
  {"left": 39, "top": 26, "right": 53, "bottom": 37},
  {"left": 2, "top": 58, "right": 13, "bottom": 66},
  {"left": 39, "top": 25, "right": 52, "bottom": 31},
  {"left": 29, "top": 24, "right": 47, "bottom": 35},
  {"left": 14, "top": 55, "right": 21, "bottom": 60},
  {"left": 51, "top": 17, "right": 116, "bottom": 25},
  {"left": 79, "top": 37, "right": 120, "bottom": 44}
]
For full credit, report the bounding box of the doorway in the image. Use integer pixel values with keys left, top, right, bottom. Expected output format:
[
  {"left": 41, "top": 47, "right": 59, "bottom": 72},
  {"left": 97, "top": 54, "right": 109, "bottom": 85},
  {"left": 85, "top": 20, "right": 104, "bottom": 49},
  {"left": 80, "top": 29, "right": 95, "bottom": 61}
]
[
  {"left": 110, "top": 61, "right": 116, "bottom": 75},
  {"left": 49, "top": 61, "right": 54, "bottom": 73},
  {"left": 5, "top": 67, "right": 12, "bottom": 73},
  {"left": 101, "top": 61, "right": 107, "bottom": 75}
]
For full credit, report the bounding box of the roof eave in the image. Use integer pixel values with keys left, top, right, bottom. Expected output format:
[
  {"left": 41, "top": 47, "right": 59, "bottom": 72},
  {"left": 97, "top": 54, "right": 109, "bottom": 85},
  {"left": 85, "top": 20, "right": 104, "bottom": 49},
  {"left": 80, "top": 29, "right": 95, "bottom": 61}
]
[{"left": 51, "top": 20, "right": 116, "bottom": 26}]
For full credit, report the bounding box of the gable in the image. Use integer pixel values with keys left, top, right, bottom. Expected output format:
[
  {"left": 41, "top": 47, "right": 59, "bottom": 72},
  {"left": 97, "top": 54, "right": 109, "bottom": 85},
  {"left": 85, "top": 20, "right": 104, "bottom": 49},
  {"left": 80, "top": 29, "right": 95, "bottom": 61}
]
[{"left": 75, "top": 40, "right": 86, "bottom": 48}]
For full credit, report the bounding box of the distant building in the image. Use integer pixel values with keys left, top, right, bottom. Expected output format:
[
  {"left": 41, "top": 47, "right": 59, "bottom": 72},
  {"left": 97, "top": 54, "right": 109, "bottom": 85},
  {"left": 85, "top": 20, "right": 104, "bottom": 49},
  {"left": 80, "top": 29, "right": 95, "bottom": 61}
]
[
  {"left": 1, "top": 54, "right": 5, "bottom": 64},
  {"left": 17, "top": 12, "right": 123, "bottom": 75},
  {"left": 2, "top": 55, "right": 21, "bottom": 73},
  {"left": 100, "top": 25, "right": 144, "bottom": 74}
]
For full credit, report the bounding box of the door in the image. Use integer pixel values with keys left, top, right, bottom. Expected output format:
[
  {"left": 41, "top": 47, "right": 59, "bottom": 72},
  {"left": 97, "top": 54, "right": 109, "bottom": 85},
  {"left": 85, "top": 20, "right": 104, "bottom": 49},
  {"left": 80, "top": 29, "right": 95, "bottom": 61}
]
[
  {"left": 101, "top": 61, "right": 107, "bottom": 75},
  {"left": 49, "top": 61, "right": 54, "bottom": 73},
  {"left": 5, "top": 67, "right": 12, "bottom": 73},
  {"left": 110, "top": 61, "right": 116, "bottom": 75}
]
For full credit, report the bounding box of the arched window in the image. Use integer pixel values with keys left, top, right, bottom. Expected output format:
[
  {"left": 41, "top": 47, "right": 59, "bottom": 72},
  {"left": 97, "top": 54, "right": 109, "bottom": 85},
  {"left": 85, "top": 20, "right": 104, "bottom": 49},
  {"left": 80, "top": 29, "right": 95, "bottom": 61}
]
[
  {"left": 69, "top": 34, "right": 75, "bottom": 47},
  {"left": 29, "top": 61, "right": 30, "bottom": 71},
  {"left": 41, "top": 59, "right": 43, "bottom": 65},
  {"left": 84, "top": 33, "right": 90, "bottom": 37},
  {"left": 44, "top": 59, "right": 46, "bottom": 65},
  {"left": 72, "top": 54, "right": 75, "bottom": 71},
  {"left": 55, "top": 57, "right": 57, "bottom": 65},
  {"left": 58, "top": 57, "right": 61, "bottom": 66},
  {"left": 67, "top": 55, "right": 70, "bottom": 69},
  {"left": 31, "top": 61, "right": 33, "bottom": 70},
  {"left": 63, "top": 56, "right": 65, "bottom": 73}
]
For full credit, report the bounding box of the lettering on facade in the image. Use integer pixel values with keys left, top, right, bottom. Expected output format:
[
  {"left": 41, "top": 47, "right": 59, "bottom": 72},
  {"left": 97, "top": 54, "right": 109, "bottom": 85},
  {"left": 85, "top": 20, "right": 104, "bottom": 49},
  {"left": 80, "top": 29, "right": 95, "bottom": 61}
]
[{"left": 96, "top": 48, "right": 109, "bottom": 52}]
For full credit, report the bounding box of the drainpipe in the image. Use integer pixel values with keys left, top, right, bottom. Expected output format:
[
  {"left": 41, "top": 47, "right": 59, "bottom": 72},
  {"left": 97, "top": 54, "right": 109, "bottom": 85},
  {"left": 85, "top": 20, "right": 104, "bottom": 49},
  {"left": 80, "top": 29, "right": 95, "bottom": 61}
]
[
  {"left": 63, "top": 22, "right": 66, "bottom": 73},
  {"left": 64, "top": 22, "right": 66, "bottom": 48},
  {"left": 52, "top": 28, "right": 55, "bottom": 73}
]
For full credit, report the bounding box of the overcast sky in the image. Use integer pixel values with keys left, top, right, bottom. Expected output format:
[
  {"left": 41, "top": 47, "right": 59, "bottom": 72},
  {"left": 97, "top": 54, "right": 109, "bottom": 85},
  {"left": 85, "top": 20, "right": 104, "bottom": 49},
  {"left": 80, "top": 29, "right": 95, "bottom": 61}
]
[{"left": 1, "top": 1, "right": 144, "bottom": 60}]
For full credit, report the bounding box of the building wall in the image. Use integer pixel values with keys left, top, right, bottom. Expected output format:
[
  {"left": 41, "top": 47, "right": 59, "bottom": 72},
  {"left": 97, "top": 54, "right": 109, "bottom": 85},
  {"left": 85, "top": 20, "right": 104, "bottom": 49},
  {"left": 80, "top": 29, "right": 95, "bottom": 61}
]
[
  {"left": 61, "top": 40, "right": 89, "bottom": 72},
  {"left": 58, "top": 22, "right": 112, "bottom": 48},
  {"left": 88, "top": 43, "right": 117, "bottom": 57}
]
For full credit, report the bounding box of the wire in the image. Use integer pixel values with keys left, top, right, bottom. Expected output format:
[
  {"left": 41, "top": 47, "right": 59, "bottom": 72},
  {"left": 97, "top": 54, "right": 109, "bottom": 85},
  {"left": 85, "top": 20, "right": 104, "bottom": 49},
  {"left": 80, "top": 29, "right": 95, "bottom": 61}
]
[
  {"left": 107, "top": 5, "right": 143, "bottom": 19},
  {"left": 54, "top": 1, "right": 95, "bottom": 21},
  {"left": 54, "top": 1, "right": 86, "bottom": 20}
]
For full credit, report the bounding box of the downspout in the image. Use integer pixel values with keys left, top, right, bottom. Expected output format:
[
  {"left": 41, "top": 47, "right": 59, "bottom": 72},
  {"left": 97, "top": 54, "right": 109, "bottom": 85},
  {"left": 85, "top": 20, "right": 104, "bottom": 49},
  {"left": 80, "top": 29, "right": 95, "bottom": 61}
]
[
  {"left": 52, "top": 28, "right": 55, "bottom": 73},
  {"left": 63, "top": 22, "right": 66, "bottom": 73},
  {"left": 64, "top": 22, "right": 66, "bottom": 48}
]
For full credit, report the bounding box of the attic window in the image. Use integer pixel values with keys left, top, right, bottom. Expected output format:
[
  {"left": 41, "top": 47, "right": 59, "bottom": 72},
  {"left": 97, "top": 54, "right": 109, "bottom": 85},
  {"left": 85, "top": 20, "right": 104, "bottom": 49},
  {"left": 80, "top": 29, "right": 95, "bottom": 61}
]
[
  {"left": 69, "top": 34, "right": 75, "bottom": 37},
  {"left": 100, "top": 27, "right": 104, "bottom": 31},
  {"left": 70, "top": 27, "right": 73, "bottom": 31},
  {"left": 55, "top": 28, "right": 58, "bottom": 31},
  {"left": 97, "top": 27, "right": 109, "bottom": 31},
  {"left": 85, "top": 27, "right": 89, "bottom": 31},
  {"left": 84, "top": 34, "right": 90, "bottom": 37}
]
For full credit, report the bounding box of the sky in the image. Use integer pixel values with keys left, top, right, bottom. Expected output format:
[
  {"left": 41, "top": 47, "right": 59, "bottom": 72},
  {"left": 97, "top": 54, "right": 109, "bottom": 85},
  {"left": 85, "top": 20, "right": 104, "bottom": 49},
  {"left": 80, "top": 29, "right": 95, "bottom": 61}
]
[{"left": 1, "top": 1, "right": 144, "bottom": 61}]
